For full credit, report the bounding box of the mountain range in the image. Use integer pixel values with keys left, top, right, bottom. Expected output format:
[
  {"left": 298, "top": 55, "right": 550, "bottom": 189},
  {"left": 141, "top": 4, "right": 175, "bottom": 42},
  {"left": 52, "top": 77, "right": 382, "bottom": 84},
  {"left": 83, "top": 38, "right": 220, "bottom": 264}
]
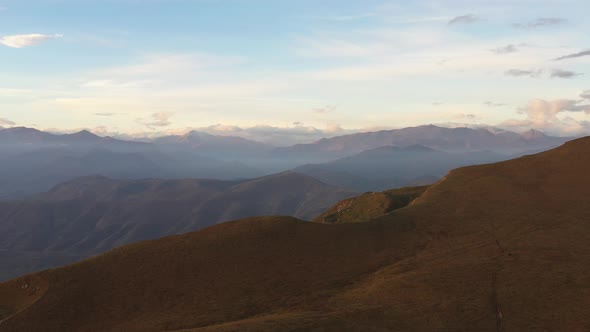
[
  {"left": 1, "top": 136, "right": 589, "bottom": 331},
  {"left": 0, "top": 125, "right": 571, "bottom": 200},
  {"left": 274, "top": 125, "right": 569, "bottom": 157},
  {"left": 294, "top": 145, "right": 511, "bottom": 191}
]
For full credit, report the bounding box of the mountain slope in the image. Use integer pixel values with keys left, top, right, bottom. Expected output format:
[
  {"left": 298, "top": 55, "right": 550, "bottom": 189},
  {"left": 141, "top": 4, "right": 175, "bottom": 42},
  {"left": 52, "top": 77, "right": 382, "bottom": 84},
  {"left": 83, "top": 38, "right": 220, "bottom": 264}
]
[{"left": 2, "top": 138, "right": 590, "bottom": 331}]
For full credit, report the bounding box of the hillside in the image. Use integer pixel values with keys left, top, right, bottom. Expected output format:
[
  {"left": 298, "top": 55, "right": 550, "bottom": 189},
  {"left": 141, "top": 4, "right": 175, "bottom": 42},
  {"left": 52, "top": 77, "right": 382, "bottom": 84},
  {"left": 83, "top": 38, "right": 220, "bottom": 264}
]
[
  {"left": 0, "top": 172, "right": 355, "bottom": 281},
  {"left": 2, "top": 137, "right": 590, "bottom": 331}
]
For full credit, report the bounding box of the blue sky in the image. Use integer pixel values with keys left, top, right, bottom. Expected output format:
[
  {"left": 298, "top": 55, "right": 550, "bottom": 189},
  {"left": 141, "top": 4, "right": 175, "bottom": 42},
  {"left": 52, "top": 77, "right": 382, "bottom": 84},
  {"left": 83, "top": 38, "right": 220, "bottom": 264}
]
[{"left": 0, "top": 0, "right": 589, "bottom": 141}]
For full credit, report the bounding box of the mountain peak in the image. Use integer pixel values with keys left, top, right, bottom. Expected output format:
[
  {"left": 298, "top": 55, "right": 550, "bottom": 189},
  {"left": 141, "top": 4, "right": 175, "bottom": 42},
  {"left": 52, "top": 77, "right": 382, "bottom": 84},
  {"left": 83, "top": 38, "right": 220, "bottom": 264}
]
[
  {"left": 69, "top": 130, "right": 100, "bottom": 139},
  {"left": 521, "top": 128, "right": 547, "bottom": 140}
]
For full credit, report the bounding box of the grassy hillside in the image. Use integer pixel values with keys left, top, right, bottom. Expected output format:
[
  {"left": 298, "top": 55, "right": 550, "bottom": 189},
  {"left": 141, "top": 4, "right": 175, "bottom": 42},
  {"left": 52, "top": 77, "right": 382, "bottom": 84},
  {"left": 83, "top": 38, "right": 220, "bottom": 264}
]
[{"left": 2, "top": 137, "right": 590, "bottom": 331}]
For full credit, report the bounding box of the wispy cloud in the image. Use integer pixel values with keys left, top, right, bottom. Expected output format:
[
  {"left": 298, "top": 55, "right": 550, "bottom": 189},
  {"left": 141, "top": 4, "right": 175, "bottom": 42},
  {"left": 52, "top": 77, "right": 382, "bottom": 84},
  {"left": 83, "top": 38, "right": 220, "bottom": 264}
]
[
  {"left": 484, "top": 101, "right": 506, "bottom": 107},
  {"left": 94, "top": 112, "right": 118, "bottom": 116},
  {"left": 553, "top": 49, "right": 590, "bottom": 61},
  {"left": 312, "top": 105, "right": 337, "bottom": 114},
  {"left": 505, "top": 69, "right": 543, "bottom": 78},
  {"left": 454, "top": 113, "right": 477, "bottom": 120},
  {"left": 0, "top": 33, "right": 62, "bottom": 48},
  {"left": 491, "top": 44, "right": 519, "bottom": 55},
  {"left": 448, "top": 14, "right": 480, "bottom": 26},
  {"left": 513, "top": 17, "right": 566, "bottom": 29},
  {"left": 581, "top": 90, "right": 590, "bottom": 100},
  {"left": 550, "top": 69, "right": 582, "bottom": 79}
]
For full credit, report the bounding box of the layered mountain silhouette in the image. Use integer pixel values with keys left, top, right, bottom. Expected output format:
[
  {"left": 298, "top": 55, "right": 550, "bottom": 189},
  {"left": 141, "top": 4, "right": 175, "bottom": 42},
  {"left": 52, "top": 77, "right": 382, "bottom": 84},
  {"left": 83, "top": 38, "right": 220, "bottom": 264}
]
[
  {"left": 0, "top": 127, "right": 149, "bottom": 150},
  {"left": 0, "top": 147, "right": 261, "bottom": 200},
  {"left": 0, "top": 125, "right": 569, "bottom": 199},
  {"left": 0, "top": 127, "right": 268, "bottom": 199},
  {"left": 0, "top": 172, "right": 354, "bottom": 281},
  {"left": 294, "top": 145, "right": 511, "bottom": 191},
  {"left": 275, "top": 125, "right": 569, "bottom": 158},
  {"left": 2, "top": 137, "right": 589, "bottom": 331},
  {"left": 154, "top": 131, "right": 272, "bottom": 156}
]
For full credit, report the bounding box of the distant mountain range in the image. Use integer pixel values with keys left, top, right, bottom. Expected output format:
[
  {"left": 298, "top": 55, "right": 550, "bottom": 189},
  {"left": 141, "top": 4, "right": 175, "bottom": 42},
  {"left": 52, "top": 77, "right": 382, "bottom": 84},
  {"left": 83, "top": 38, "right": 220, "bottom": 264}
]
[
  {"left": 0, "top": 125, "right": 573, "bottom": 199},
  {"left": 2, "top": 136, "right": 590, "bottom": 331},
  {"left": 274, "top": 125, "right": 570, "bottom": 157},
  {"left": 0, "top": 127, "right": 265, "bottom": 199},
  {"left": 294, "top": 145, "right": 512, "bottom": 191},
  {"left": 153, "top": 130, "right": 272, "bottom": 156},
  {"left": 0, "top": 127, "right": 150, "bottom": 151},
  {"left": 0, "top": 171, "right": 355, "bottom": 281}
]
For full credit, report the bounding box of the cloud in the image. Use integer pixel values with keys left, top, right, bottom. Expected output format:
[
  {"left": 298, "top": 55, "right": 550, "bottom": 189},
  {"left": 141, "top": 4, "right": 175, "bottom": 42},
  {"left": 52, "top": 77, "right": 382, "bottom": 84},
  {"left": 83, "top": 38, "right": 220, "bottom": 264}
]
[
  {"left": 454, "top": 113, "right": 477, "bottom": 120},
  {"left": 553, "top": 50, "right": 590, "bottom": 61},
  {"left": 0, "top": 34, "right": 62, "bottom": 48},
  {"left": 484, "top": 101, "right": 506, "bottom": 107},
  {"left": 0, "top": 117, "right": 15, "bottom": 126},
  {"left": 491, "top": 44, "right": 518, "bottom": 55},
  {"left": 501, "top": 97, "right": 590, "bottom": 134},
  {"left": 313, "top": 105, "right": 337, "bottom": 114},
  {"left": 138, "top": 112, "right": 174, "bottom": 129},
  {"left": 513, "top": 17, "right": 566, "bottom": 29},
  {"left": 94, "top": 112, "right": 118, "bottom": 116},
  {"left": 581, "top": 90, "right": 590, "bottom": 100},
  {"left": 505, "top": 69, "right": 543, "bottom": 78},
  {"left": 550, "top": 69, "right": 582, "bottom": 79},
  {"left": 448, "top": 14, "right": 480, "bottom": 26}
]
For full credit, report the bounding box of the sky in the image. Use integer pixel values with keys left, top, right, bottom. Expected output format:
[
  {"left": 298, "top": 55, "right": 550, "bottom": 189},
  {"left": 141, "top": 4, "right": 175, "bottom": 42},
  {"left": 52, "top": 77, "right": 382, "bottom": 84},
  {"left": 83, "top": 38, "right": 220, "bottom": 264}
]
[{"left": 0, "top": 0, "right": 589, "bottom": 143}]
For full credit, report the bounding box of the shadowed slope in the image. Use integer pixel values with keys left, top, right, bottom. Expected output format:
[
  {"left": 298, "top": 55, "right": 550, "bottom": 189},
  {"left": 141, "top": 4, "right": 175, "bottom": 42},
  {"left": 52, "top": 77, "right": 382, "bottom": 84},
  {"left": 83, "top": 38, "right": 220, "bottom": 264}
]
[
  {"left": 2, "top": 138, "right": 590, "bottom": 331},
  {"left": 0, "top": 216, "right": 418, "bottom": 332}
]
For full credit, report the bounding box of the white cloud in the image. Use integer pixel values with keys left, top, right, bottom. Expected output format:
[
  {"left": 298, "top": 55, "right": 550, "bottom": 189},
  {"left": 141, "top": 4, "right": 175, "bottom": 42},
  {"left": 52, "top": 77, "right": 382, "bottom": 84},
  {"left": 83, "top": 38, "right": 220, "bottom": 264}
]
[
  {"left": 0, "top": 34, "right": 62, "bottom": 48},
  {"left": 501, "top": 97, "right": 590, "bottom": 134},
  {"left": 137, "top": 112, "right": 174, "bottom": 129}
]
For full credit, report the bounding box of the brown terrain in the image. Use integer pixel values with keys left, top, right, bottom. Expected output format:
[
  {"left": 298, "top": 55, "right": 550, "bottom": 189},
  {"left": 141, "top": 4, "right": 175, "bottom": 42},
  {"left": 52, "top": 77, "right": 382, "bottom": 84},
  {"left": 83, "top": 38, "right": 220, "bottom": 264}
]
[{"left": 1, "top": 137, "right": 590, "bottom": 331}]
